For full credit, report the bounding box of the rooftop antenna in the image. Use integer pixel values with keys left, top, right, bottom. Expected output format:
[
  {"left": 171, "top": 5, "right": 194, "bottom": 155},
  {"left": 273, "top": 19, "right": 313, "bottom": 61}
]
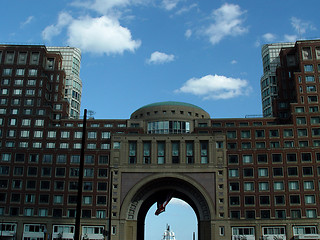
[{"left": 88, "top": 110, "right": 96, "bottom": 119}]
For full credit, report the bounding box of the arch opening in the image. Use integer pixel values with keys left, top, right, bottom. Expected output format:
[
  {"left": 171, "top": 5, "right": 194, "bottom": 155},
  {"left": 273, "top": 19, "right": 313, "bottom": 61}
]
[
  {"left": 123, "top": 176, "right": 213, "bottom": 240},
  {"left": 145, "top": 197, "right": 198, "bottom": 240}
]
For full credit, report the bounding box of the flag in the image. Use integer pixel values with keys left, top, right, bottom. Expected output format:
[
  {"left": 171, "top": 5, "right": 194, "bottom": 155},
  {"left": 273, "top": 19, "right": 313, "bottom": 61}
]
[{"left": 155, "top": 192, "right": 173, "bottom": 215}]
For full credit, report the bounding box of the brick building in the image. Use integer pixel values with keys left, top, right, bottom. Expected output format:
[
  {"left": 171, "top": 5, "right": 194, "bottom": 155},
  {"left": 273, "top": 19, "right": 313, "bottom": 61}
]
[{"left": 0, "top": 40, "right": 320, "bottom": 240}]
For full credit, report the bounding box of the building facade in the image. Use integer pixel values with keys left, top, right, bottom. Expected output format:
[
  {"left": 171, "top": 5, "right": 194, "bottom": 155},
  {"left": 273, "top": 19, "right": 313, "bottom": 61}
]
[
  {"left": 0, "top": 40, "right": 320, "bottom": 240},
  {"left": 47, "top": 47, "right": 82, "bottom": 119},
  {"left": 260, "top": 42, "right": 295, "bottom": 117}
]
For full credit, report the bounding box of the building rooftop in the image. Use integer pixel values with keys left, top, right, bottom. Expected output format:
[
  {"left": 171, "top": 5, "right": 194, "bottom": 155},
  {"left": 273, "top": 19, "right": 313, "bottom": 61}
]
[{"left": 138, "top": 101, "right": 205, "bottom": 111}]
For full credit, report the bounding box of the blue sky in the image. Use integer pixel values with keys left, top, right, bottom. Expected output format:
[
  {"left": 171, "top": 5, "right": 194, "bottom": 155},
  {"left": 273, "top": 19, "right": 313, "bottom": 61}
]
[
  {"left": 1, "top": 0, "right": 320, "bottom": 239},
  {"left": 2, "top": 0, "right": 320, "bottom": 120}
]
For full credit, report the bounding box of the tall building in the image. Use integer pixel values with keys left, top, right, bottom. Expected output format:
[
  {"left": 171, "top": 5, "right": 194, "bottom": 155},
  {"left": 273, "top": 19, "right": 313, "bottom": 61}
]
[
  {"left": 0, "top": 40, "right": 320, "bottom": 240},
  {"left": 260, "top": 42, "right": 295, "bottom": 117},
  {"left": 47, "top": 47, "right": 82, "bottom": 119}
]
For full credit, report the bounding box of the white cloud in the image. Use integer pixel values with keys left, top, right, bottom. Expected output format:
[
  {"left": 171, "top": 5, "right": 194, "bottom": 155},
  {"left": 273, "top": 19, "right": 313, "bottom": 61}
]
[
  {"left": 21, "top": 16, "right": 34, "bottom": 28},
  {"left": 284, "top": 34, "right": 298, "bottom": 42},
  {"left": 175, "top": 74, "right": 251, "bottom": 100},
  {"left": 67, "top": 16, "right": 141, "bottom": 55},
  {"left": 290, "top": 17, "right": 316, "bottom": 35},
  {"left": 185, "top": 29, "right": 192, "bottom": 39},
  {"left": 147, "top": 51, "right": 175, "bottom": 64},
  {"left": 262, "top": 33, "right": 276, "bottom": 42},
  {"left": 204, "top": 3, "right": 248, "bottom": 45},
  {"left": 175, "top": 3, "right": 197, "bottom": 15},
  {"left": 162, "top": 0, "right": 180, "bottom": 11},
  {"left": 42, "top": 12, "right": 73, "bottom": 41},
  {"left": 42, "top": 12, "right": 141, "bottom": 55},
  {"left": 231, "top": 60, "right": 237, "bottom": 64}
]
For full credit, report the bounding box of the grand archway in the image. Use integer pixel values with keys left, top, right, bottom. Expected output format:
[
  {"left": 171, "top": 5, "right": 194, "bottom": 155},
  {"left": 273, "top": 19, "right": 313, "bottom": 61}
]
[{"left": 118, "top": 174, "right": 214, "bottom": 240}]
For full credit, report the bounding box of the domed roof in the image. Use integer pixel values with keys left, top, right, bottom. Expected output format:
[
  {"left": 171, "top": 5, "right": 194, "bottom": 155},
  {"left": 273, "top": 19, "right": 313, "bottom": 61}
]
[
  {"left": 138, "top": 101, "right": 205, "bottom": 111},
  {"left": 130, "top": 101, "right": 210, "bottom": 120}
]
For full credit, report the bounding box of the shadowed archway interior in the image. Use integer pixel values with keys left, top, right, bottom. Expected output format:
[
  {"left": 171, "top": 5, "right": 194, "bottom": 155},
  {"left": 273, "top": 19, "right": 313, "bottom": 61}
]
[{"left": 126, "top": 177, "right": 212, "bottom": 240}]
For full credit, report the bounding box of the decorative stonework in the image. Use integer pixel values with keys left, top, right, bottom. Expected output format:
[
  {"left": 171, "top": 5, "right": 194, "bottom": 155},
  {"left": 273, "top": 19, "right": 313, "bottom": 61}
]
[{"left": 127, "top": 177, "right": 211, "bottom": 220}]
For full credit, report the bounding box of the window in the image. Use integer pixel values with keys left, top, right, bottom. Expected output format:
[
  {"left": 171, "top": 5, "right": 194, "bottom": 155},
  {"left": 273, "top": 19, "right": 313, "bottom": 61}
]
[
  {"left": 14, "top": 166, "right": 23, "bottom": 175},
  {"left": 84, "top": 182, "right": 93, "bottom": 191},
  {"left": 74, "top": 131, "right": 82, "bottom": 138},
  {"left": 298, "top": 129, "right": 308, "bottom": 137},
  {"left": 37, "top": 208, "right": 48, "bottom": 217},
  {"left": 172, "top": 141, "right": 180, "bottom": 164},
  {"left": 273, "top": 168, "right": 283, "bottom": 177},
  {"left": 88, "top": 131, "right": 97, "bottom": 139},
  {"left": 287, "top": 153, "right": 297, "bottom": 162},
  {"left": 1, "top": 153, "right": 11, "bottom": 162},
  {"left": 228, "top": 155, "right": 238, "bottom": 164},
  {"left": 40, "top": 181, "right": 50, "bottom": 190},
  {"left": 227, "top": 131, "right": 236, "bottom": 139},
  {"left": 41, "top": 167, "right": 51, "bottom": 176},
  {"left": 241, "top": 142, "right": 251, "bottom": 149},
  {"left": 230, "top": 211, "right": 240, "bottom": 219},
  {"left": 258, "top": 168, "right": 268, "bottom": 177},
  {"left": 101, "top": 131, "right": 110, "bottom": 139},
  {"left": 261, "top": 210, "right": 270, "bottom": 219},
  {"left": 310, "top": 106, "right": 319, "bottom": 112},
  {"left": 312, "top": 128, "right": 320, "bottom": 136},
  {"left": 57, "top": 155, "right": 67, "bottom": 163},
  {"left": 304, "top": 64, "right": 314, "bottom": 72},
  {"left": 302, "top": 47, "right": 312, "bottom": 60},
  {"left": 274, "top": 195, "right": 285, "bottom": 205},
  {"left": 200, "top": 141, "right": 208, "bottom": 163},
  {"left": 289, "top": 181, "right": 299, "bottom": 190},
  {"left": 272, "top": 154, "right": 282, "bottom": 163},
  {"left": 257, "top": 154, "right": 267, "bottom": 163},
  {"left": 304, "top": 181, "right": 314, "bottom": 190},
  {"left": 301, "top": 153, "right": 312, "bottom": 162},
  {"left": 242, "top": 155, "right": 253, "bottom": 164},
  {"left": 305, "top": 195, "right": 316, "bottom": 204},
  {"left": 296, "top": 117, "right": 306, "bottom": 125},
  {"left": 259, "top": 182, "right": 269, "bottom": 191},
  {"left": 97, "top": 196, "right": 107, "bottom": 204},
  {"left": 269, "top": 129, "right": 279, "bottom": 137},
  {"left": 54, "top": 181, "right": 64, "bottom": 190},
  {"left": 28, "top": 69, "right": 37, "bottom": 76},
  {"left": 255, "top": 129, "right": 265, "bottom": 138},
  {"left": 274, "top": 181, "right": 284, "bottom": 190},
  {"left": 42, "top": 154, "right": 52, "bottom": 163},
  {"left": 244, "top": 182, "right": 254, "bottom": 191},
  {"left": 229, "top": 169, "right": 239, "bottom": 177},
  {"left": 243, "top": 168, "right": 253, "bottom": 177},
  {"left": 241, "top": 130, "right": 250, "bottom": 138},
  {"left": 22, "top": 119, "right": 31, "bottom": 126},
  {"left": 3, "top": 68, "right": 12, "bottom": 76},
  {"left": 56, "top": 168, "right": 66, "bottom": 177},
  {"left": 83, "top": 196, "right": 92, "bottom": 204},
  {"left": 303, "top": 167, "right": 313, "bottom": 176},
  {"left": 144, "top": 141, "right": 152, "bottom": 164},
  {"left": 290, "top": 195, "right": 300, "bottom": 204},
  {"left": 61, "top": 131, "right": 70, "bottom": 139},
  {"left": 229, "top": 182, "right": 239, "bottom": 191},
  {"left": 230, "top": 196, "right": 240, "bottom": 206},
  {"left": 244, "top": 196, "right": 255, "bottom": 205},
  {"left": 53, "top": 195, "right": 63, "bottom": 204},
  {"left": 96, "top": 210, "right": 106, "bottom": 218},
  {"left": 260, "top": 196, "right": 270, "bottom": 205},
  {"left": 308, "top": 96, "right": 318, "bottom": 103},
  {"left": 306, "top": 209, "right": 317, "bottom": 218},
  {"left": 288, "top": 167, "right": 298, "bottom": 176}
]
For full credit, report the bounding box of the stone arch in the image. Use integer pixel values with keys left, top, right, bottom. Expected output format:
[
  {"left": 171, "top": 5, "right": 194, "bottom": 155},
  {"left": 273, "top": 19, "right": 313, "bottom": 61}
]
[{"left": 119, "top": 173, "right": 214, "bottom": 240}]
